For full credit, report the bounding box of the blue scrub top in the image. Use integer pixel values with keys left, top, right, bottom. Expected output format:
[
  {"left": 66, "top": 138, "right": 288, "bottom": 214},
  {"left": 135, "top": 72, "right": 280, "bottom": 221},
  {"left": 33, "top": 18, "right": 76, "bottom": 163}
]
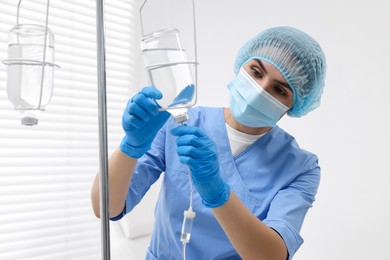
[{"left": 113, "top": 107, "right": 320, "bottom": 260}]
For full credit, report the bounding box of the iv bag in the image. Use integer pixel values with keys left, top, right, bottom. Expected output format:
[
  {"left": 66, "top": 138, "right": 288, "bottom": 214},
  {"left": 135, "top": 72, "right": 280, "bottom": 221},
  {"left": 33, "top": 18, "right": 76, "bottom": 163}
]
[
  {"left": 3, "top": 24, "right": 58, "bottom": 126},
  {"left": 141, "top": 28, "right": 196, "bottom": 111},
  {"left": 139, "top": 0, "right": 198, "bottom": 115}
]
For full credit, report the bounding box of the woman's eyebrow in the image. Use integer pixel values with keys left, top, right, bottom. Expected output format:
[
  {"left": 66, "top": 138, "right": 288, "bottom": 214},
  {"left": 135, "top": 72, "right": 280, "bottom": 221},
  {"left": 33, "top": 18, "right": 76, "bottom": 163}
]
[
  {"left": 254, "top": 59, "right": 268, "bottom": 75},
  {"left": 255, "top": 59, "right": 292, "bottom": 92}
]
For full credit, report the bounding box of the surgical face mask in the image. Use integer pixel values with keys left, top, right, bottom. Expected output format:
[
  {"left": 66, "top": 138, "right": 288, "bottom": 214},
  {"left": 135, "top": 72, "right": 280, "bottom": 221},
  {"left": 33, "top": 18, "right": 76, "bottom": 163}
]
[{"left": 227, "top": 68, "right": 289, "bottom": 128}]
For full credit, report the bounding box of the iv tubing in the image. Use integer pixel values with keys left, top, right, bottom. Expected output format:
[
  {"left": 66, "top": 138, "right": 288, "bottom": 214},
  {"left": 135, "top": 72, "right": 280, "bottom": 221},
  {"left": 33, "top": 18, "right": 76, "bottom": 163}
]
[
  {"left": 174, "top": 117, "right": 196, "bottom": 260},
  {"left": 181, "top": 166, "right": 195, "bottom": 260},
  {"left": 188, "top": 167, "right": 194, "bottom": 209},
  {"left": 96, "top": 0, "right": 111, "bottom": 259}
]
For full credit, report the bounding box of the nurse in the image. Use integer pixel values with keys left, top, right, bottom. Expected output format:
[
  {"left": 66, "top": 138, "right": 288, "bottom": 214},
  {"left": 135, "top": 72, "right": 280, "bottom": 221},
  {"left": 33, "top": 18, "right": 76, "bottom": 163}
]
[{"left": 91, "top": 26, "right": 327, "bottom": 259}]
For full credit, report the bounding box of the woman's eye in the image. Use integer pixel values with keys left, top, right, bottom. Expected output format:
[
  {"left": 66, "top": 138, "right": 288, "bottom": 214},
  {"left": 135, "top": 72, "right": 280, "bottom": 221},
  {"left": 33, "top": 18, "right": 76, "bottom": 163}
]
[
  {"left": 251, "top": 68, "right": 262, "bottom": 78},
  {"left": 275, "top": 86, "right": 286, "bottom": 96}
]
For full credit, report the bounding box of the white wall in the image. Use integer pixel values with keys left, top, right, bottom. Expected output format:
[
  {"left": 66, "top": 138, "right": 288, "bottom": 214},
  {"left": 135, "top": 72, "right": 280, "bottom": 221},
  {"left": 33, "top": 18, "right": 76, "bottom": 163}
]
[
  {"left": 113, "top": 0, "right": 390, "bottom": 259},
  {"left": 195, "top": 0, "right": 390, "bottom": 259}
]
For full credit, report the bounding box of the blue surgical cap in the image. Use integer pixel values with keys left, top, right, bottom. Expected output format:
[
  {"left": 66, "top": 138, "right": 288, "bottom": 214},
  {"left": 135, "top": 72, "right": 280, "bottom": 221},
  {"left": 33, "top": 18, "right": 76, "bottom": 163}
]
[{"left": 234, "top": 26, "right": 327, "bottom": 117}]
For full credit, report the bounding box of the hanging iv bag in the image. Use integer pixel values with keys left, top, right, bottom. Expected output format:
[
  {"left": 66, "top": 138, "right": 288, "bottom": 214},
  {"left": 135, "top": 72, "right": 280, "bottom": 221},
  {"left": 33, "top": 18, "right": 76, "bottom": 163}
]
[
  {"left": 139, "top": 0, "right": 198, "bottom": 115},
  {"left": 2, "top": 0, "right": 59, "bottom": 126}
]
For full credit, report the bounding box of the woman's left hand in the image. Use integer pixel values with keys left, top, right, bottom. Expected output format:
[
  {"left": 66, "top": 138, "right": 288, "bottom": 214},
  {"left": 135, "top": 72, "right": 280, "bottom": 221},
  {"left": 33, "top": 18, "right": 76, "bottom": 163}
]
[{"left": 171, "top": 125, "right": 230, "bottom": 208}]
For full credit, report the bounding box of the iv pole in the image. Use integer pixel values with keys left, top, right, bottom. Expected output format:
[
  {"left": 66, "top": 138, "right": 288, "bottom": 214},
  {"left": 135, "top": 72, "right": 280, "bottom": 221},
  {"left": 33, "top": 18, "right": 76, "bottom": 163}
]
[{"left": 96, "top": 0, "right": 111, "bottom": 259}]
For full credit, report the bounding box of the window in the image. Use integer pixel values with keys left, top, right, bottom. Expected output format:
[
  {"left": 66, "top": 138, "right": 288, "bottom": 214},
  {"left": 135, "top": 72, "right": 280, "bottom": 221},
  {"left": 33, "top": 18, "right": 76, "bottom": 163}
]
[{"left": 0, "top": 0, "right": 142, "bottom": 259}]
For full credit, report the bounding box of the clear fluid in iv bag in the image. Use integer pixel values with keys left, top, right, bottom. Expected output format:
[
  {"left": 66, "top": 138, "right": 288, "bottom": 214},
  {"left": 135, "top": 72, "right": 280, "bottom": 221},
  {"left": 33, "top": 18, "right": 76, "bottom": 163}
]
[
  {"left": 7, "top": 43, "right": 54, "bottom": 110},
  {"left": 143, "top": 49, "right": 195, "bottom": 111}
]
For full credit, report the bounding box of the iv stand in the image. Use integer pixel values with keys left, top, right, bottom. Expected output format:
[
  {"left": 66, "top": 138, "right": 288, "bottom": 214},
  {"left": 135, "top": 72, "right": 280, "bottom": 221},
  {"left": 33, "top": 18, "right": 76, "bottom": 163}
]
[{"left": 96, "top": 0, "right": 110, "bottom": 259}]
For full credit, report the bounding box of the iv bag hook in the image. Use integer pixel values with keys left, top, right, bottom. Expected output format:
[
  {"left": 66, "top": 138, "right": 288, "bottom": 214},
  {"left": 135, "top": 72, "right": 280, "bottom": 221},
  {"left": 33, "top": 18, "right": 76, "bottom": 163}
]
[
  {"left": 17, "top": 0, "right": 22, "bottom": 25},
  {"left": 16, "top": 0, "right": 50, "bottom": 28}
]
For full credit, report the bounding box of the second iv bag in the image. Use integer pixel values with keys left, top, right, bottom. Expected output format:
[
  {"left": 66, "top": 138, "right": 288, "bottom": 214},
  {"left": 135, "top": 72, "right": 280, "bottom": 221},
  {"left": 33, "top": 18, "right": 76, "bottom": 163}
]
[{"left": 2, "top": 0, "right": 59, "bottom": 126}]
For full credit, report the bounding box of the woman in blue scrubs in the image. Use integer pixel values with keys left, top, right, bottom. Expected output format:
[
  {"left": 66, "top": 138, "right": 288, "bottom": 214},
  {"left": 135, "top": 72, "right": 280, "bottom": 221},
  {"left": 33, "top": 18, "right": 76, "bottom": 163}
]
[{"left": 91, "top": 26, "right": 327, "bottom": 260}]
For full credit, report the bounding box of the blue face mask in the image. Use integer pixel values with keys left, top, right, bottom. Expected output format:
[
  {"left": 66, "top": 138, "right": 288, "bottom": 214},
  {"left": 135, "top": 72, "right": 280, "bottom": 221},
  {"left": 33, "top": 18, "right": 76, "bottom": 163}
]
[{"left": 228, "top": 68, "right": 290, "bottom": 128}]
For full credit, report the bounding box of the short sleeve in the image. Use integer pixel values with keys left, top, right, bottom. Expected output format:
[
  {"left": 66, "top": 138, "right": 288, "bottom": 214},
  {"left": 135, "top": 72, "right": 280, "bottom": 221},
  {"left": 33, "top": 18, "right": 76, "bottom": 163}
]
[{"left": 263, "top": 156, "right": 320, "bottom": 259}]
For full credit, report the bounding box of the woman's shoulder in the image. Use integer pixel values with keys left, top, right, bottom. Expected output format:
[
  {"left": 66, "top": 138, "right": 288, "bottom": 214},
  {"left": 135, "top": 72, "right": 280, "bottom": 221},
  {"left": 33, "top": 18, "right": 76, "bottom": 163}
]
[{"left": 271, "top": 126, "right": 318, "bottom": 161}]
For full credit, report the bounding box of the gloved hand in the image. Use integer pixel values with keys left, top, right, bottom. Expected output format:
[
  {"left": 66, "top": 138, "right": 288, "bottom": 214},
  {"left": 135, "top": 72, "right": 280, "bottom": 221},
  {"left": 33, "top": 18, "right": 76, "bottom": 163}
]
[
  {"left": 171, "top": 125, "right": 230, "bottom": 208},
  {"left": 120, "top": 87, "right": 170, "bottom": 158}
]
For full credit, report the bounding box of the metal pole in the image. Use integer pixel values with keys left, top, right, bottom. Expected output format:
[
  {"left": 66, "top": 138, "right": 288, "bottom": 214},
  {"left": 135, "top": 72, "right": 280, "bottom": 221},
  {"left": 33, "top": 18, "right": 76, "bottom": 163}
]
[{"left": 96, "top": 0, "right": 110, "bottom": 259}]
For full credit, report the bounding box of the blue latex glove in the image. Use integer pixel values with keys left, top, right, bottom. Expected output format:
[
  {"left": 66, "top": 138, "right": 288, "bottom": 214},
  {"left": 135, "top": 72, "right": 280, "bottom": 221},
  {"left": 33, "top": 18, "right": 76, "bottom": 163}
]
[
  {"left": 171, "top": 125, "right": 230, "bottom": 208},
  {"left": 120, "top": 87, "right": 170, "bottom": 158}
]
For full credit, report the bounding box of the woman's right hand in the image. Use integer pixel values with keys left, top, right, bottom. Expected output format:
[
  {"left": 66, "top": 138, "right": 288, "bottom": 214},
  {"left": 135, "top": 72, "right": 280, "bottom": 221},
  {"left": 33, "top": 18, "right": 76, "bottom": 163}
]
[{"left": 120, "top": 86, "right": 170, "bottom": 158}]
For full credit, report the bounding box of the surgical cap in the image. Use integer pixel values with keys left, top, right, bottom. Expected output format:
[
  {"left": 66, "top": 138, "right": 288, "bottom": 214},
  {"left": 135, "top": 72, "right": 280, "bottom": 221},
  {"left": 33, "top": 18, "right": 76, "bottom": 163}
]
[{"left": 234, "top": 26, "right": 327, "bottom": 117}]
